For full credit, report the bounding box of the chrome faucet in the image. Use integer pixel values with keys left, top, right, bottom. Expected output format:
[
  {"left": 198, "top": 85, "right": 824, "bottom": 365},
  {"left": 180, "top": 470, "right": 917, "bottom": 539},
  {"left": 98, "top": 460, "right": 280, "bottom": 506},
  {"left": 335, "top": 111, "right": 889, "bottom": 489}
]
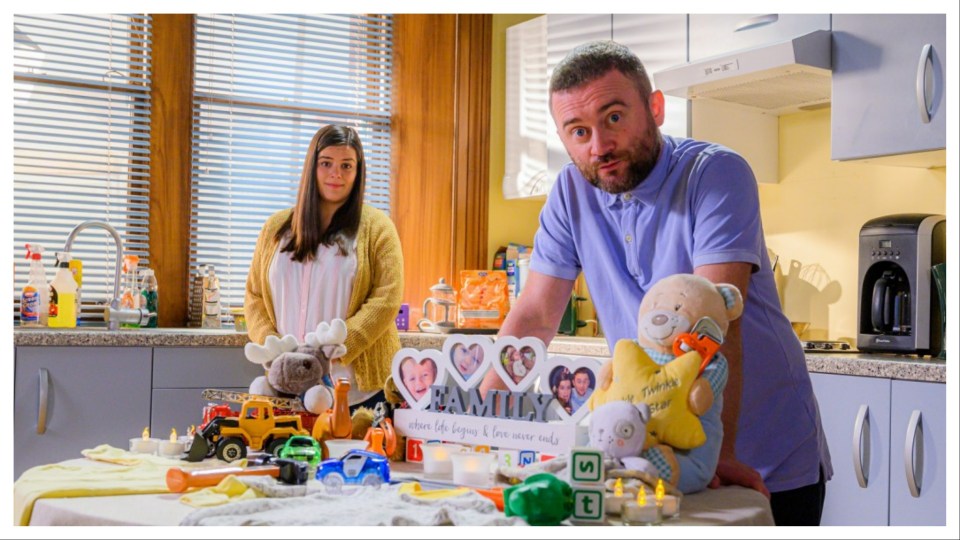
[{"left": 63, "top": 220, "right": 154, "bottom": 330}]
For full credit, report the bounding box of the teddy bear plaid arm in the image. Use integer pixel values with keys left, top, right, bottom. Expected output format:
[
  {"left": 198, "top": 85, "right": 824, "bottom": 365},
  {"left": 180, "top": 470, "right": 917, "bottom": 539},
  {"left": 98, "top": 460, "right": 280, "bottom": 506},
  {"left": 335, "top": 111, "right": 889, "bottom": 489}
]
[{"left": 701, "top": 352, "right": 729, "bottom": 399}]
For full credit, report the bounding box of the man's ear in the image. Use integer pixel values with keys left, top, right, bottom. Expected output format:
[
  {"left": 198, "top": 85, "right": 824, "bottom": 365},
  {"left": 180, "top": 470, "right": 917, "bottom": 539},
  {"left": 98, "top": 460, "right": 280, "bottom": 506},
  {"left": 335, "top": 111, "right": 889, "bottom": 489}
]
[{"left": 648, "top": 90, "right": 665, "bottom": 127}]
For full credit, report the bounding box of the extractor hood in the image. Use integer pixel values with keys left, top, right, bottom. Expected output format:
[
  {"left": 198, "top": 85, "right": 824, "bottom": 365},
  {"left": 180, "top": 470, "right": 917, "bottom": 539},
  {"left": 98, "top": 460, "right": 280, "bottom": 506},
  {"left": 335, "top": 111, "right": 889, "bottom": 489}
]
[{"left": 654, "top": 30, "right": 832, "bottom": 115}]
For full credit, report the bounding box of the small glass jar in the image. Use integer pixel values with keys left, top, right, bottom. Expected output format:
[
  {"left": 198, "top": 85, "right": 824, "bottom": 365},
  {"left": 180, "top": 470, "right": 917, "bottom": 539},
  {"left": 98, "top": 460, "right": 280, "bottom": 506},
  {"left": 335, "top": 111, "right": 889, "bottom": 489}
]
[{"left": 230, "top": 308, "right": 247, "bottom": 333}]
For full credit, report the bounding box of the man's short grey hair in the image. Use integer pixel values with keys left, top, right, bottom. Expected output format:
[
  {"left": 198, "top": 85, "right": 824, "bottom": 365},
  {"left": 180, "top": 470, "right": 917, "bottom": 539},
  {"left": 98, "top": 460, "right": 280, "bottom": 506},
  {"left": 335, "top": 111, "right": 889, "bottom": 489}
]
[{"left": 549, "top": 40, "right": 653, "bottom": 100}]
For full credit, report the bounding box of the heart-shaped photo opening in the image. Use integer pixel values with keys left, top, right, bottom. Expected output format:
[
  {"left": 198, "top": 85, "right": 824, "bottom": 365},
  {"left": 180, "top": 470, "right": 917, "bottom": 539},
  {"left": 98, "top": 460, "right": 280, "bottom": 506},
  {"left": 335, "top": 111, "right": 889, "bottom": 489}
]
[
  {"left": 545, "top": 365, "right": 596, "bottom": 416},
  {"left": 498, "top": 345, "right": 538, "bottom": 385},
  {"left": 399, "top": 356, "right": 438, "bottom": 402},
  {"left": 451, "top": 342, "right": 485, "bottom": 379}
]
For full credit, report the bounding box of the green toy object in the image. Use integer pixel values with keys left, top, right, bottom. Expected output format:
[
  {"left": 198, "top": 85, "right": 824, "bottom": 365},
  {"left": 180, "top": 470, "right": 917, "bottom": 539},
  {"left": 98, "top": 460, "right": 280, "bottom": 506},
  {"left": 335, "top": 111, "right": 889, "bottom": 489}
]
[{"left": 503, "top": 473, "right": 574, "bottom": 525}]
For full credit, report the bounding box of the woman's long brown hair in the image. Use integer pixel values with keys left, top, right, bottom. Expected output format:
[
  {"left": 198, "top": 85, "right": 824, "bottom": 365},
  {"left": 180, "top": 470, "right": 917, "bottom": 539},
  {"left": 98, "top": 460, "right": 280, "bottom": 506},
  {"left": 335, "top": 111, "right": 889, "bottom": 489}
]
[{"left": 275, "top": 124, "right": 366, "bottom": 261}]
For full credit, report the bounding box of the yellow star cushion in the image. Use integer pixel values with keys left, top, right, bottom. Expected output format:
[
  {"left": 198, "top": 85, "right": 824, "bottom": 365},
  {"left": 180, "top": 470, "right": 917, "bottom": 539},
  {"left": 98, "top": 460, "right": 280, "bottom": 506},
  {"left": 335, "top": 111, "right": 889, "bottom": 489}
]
[{"left": 588, "top": 339, "right": 705, "bottom": 449}]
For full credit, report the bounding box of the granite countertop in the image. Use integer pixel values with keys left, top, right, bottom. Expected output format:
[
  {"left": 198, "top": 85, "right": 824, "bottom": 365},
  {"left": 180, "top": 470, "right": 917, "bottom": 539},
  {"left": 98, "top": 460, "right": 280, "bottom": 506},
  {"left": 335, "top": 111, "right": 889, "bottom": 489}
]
[{"left": 14, "top": 328, "right": 945, "bottom": 383}]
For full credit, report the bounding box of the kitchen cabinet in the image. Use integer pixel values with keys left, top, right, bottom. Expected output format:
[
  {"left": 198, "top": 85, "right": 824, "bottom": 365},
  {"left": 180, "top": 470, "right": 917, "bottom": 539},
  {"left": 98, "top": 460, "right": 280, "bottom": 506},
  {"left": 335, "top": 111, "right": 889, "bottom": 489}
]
[
  {"left": 151, "top": 347, "right": 265, "bottom": 435},
  {"left": 831, "top": 14, "right": 946, "bottom": 166},
  {"left": 810, "top": 373, "right": 945, "bottom": 525},
  {"left": 888, "top": 380, "right": 946, "bottom": 525},
  {"left": 613, "top": 14, "right": 688, "bottom": 139},
  {"left": 14, "top": 346, "right": 152, "bottom": 478},
  {"left": 809, "top": 372, "right": 890, "bottom": 525},
  {"left": 689, "top": 14, "right": 830, "bottom": 62},
  {"left": 14, "top": 345, "right": 264, "bottom": 479}
]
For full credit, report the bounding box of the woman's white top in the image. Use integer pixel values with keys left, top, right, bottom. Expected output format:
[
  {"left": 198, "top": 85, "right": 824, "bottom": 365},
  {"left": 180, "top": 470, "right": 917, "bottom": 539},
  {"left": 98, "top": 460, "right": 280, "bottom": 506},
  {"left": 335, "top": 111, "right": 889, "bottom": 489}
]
[{"left": 269, "top": 234, "right": 376, "bottom": 406}]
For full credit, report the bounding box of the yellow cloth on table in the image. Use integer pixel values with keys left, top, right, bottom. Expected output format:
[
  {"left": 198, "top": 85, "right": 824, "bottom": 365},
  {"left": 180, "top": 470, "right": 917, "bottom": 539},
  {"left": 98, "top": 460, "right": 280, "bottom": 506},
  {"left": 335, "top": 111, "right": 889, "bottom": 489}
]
[
  {"left": 13, "top": 444, "right": 214, "bottom": 526},
  {"left": 398, "top": 482, "right": 471, "bottom": 500},
  {"left": 179, "top": 475, "right": 263, "bottom": 508}
]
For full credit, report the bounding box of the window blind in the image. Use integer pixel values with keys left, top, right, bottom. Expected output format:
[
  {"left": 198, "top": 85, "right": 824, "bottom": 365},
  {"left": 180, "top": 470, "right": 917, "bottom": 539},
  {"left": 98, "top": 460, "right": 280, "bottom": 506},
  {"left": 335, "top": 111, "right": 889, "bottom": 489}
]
[
  {"left": 13, "top": 14, "right": 153, "bottom": 323},
  {"left": 189, "top": 14, "right": 394, "bottom": 323}
]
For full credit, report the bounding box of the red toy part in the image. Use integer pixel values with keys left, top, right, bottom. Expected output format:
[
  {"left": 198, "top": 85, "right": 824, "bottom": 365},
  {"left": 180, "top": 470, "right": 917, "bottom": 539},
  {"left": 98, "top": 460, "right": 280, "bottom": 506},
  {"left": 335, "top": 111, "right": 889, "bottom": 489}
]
[{"left": 201, "top": 403, "right": 237, "bottom": 430}]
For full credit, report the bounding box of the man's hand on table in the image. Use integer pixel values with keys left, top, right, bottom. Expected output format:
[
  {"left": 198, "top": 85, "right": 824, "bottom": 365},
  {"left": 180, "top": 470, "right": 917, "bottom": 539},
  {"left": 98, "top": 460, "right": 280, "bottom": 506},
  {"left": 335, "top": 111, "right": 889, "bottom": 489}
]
[{"left": 708, "top": 457, "right": 770, "bottom": 499}]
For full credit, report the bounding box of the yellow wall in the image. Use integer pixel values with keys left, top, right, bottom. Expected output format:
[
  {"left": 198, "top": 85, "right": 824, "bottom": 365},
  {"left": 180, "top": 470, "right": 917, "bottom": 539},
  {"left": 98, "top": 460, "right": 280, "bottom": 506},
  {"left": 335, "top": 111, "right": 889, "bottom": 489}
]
[
  {"left": 487, "top": 14, "right": 545, "bottom": 267},
  {"left": 761, "top": 108, "right": 946, "bottom": 342}
]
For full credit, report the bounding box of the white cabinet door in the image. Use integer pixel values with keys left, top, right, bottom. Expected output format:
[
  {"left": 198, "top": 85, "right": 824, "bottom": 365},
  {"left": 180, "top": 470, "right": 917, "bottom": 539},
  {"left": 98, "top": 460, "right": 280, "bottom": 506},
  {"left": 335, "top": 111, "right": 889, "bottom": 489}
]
[
  {"left": 689, "top": 14, "right": 830, "bottom": 61},
  {"left": 613, "top": 14, "right": 688, "bottom": 138},
  {"left": 888, "top": 380, "right": 946, "bottom": 525},
  {"left": 810, "top": 372, "right": 891, "bottom": 525},
  {"left": 14, "top": 346, "right": 152, "bottom": 478},
  {"left": 831, "top": 15, "right": 946, "bottom": 162}
]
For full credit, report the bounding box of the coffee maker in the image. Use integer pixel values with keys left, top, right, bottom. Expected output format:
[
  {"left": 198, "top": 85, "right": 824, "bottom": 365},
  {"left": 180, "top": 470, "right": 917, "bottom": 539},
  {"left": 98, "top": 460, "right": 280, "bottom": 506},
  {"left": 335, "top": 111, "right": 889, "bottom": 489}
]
[{"left": 858, "top": 214, "right": 945, "bottom": 356}]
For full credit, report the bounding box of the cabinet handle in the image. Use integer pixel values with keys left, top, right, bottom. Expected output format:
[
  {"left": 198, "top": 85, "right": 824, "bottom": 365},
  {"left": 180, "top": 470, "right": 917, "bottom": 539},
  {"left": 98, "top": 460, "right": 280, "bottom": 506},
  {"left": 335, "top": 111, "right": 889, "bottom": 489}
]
[
  {"left": 37, "top": 368, "right": 49, "bottom": 435},
  {"left": 734, "top": 14, "right": 779, "bottom": 32},
  {"left": 916, "top": 44, "right": 933, "bottom": 124},
  {"left": 852, "top": 404, "right": 871, "bottom": 488},
  {"left": 904, "top": 409, "right": 924, "bottom": 497}
]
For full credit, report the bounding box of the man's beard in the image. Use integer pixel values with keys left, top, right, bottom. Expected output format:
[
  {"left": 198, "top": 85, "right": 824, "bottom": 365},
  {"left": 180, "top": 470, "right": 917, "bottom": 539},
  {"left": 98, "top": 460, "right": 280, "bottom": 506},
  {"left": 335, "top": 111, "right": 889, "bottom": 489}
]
[{"left": 575, "top": 125, "right": 662, "bottom": 195}]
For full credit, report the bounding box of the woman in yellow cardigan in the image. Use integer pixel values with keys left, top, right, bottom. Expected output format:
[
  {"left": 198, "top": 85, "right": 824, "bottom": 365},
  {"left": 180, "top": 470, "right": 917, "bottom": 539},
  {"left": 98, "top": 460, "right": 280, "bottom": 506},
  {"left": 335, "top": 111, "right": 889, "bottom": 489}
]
[{"left": 245, "top": 124, "right": 403, "bottom": 412}]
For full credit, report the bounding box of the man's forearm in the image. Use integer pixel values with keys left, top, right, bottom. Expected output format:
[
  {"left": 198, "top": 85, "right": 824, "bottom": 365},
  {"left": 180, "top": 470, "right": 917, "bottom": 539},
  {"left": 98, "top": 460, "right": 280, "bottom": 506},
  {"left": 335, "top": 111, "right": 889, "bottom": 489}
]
[{"left": 720, "top": 318, "right": 743, "bottom": 457}]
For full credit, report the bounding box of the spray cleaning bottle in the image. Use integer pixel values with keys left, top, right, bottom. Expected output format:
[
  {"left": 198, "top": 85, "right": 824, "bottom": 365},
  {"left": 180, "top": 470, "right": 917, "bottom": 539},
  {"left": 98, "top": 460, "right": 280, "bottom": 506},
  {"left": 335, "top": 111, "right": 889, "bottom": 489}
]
[
  {"left": 20, "top": 244, "right": 49, "bottom": 326},
  {"left": 48, "top": 252, "right": 78, "bottom": 328}
]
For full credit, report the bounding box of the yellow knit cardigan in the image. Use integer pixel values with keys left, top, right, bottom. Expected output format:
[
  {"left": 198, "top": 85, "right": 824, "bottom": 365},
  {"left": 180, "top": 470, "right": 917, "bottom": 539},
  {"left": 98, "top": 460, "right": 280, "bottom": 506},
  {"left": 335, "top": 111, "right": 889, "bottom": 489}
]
[{"left": 244, "top": 204, "right": 404, "bottom": 392}]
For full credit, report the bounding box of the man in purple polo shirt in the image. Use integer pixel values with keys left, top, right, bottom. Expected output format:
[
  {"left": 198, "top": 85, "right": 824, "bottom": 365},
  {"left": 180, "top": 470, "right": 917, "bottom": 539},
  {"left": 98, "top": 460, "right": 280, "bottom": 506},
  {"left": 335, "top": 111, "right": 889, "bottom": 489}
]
[{"left": 481, "top": 41, "right": 831, "bottom": 525}]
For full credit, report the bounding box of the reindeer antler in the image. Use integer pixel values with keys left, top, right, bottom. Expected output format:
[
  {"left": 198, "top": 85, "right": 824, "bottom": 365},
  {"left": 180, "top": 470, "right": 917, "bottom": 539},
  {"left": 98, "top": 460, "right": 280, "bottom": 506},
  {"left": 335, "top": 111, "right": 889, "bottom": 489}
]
[
  {"left": 244, "top": 334, "right": 299, "bottom": 365},
  {"left": 304, "top": 318, "right": 348, "bottom": 360}
]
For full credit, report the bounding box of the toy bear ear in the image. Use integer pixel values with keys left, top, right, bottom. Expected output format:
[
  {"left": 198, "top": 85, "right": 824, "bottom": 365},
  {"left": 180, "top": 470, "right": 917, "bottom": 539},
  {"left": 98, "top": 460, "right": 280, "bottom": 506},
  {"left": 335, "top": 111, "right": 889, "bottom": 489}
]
[
  {"left": 716, "top": 283, "right": 744, "bottom": 321},
  {"left": 635, "top": 402, "right": 651, "bottom": 425}
]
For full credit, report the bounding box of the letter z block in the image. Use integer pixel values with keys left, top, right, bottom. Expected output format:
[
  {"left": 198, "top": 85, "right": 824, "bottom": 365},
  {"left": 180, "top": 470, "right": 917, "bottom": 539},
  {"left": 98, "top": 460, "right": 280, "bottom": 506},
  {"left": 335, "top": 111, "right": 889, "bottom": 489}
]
[{"left": 570, "top": 447, "right": 604, "bottom": 484}]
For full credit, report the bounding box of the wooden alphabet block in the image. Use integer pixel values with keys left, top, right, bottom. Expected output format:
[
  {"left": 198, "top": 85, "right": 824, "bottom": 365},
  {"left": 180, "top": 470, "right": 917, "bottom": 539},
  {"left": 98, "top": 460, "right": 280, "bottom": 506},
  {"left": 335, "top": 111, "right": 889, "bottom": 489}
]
[
  {"left": 571, "top": 487, "right": 605, "bottom": 522},
  {"left": 518, "top": 449, "right": 537, "bottom": 467},
  {"left": 497, "top": 448, "right": 520, "bottom": 469},
  {"left": 405, "top": 438, "right": 424, "bottom": 463},
  {"left": 570, "top": 446, "right": 604, "bottom": 484}
]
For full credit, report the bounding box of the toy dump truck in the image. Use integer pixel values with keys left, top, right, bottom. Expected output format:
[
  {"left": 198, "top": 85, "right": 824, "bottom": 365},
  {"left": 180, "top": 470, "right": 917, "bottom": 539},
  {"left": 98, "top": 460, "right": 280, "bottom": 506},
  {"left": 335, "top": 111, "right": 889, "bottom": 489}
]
[{"left": 187, "top": 397, "right": 310, "bottom": 462}]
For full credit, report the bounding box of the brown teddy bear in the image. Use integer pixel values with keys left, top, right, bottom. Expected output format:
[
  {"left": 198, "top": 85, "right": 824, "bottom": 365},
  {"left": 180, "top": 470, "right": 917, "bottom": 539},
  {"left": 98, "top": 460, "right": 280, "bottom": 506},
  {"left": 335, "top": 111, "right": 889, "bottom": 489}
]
[{"left": 588, "top": 273, "right": 743, "bottom": 493}]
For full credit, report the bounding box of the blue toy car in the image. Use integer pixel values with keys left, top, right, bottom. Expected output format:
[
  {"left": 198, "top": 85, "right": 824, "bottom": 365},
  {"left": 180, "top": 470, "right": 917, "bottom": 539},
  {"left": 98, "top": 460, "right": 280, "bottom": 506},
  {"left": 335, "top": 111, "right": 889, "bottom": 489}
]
[{"left": 316, "top": 449, "right": 391, "bottom": 490}]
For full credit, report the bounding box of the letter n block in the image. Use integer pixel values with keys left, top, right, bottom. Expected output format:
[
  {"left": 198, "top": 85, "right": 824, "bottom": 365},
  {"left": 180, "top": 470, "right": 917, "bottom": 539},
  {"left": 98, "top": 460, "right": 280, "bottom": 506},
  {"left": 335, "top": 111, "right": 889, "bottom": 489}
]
[
  {"left": 405, "top": 438, "right": 424, "bottom": 463},
  {"left": 570, "top": 447, "right": 604, "bottom": 484},
  {"left": 571, "top": 487, "right": 605, "bottom": 523},
  {"left": 518, "top": 450, "right": 537, "bottom": 467}
]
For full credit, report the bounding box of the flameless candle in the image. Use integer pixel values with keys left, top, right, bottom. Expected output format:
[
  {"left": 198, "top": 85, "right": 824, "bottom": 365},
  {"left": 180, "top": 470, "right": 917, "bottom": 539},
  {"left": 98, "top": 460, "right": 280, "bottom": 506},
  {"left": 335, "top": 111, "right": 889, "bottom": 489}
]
[
  {"left": 129, "top": 427, "right": 160, "bottom": 455},
  {"left": 421, "top": 443, "right": 459, "bottom": 476},
  {"left": 621, "top": 486, "right": 661, "bottom": 525},
  {"left": 450, "top": 451, "right": 496, "bottom": 487},
  {"left": 605, "top": 478, "right": 634, "bottom": 515},
  {"left": 159, "top": 428, "right": 186, "bottom": 458},
  {"left": 324, "top": 438, "right": 368, "bottom": 459},
  {"left": 655, "top": 478, "right": 680, "bottom": 518}
]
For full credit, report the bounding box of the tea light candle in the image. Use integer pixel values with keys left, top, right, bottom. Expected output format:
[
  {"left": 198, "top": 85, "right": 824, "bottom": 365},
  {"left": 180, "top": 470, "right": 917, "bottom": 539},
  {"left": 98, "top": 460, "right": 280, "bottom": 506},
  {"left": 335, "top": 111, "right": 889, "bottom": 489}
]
[
  {"left": 605, "top": 478, "right": 633, "bottom": 515},
  {"left": 450, "top": 451, "right": 495, "bottom": 487},
  {"left": 324, "top": 438, "right": 368, "bottom": 459},
  {"left": 129, "top": 427, "right": 159, "bottom": 455},
  {"left": 158, "top": 428, "right": 186, "bottom": 458},
  {"left": 655, "top": 478, "right": 680, "bottom": 518},
  {"left": 421, "top": 443, "right": 459, "bottom": 476},
  {"left": 621, "top": 486, "right": 661, "bottom": 525}
]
